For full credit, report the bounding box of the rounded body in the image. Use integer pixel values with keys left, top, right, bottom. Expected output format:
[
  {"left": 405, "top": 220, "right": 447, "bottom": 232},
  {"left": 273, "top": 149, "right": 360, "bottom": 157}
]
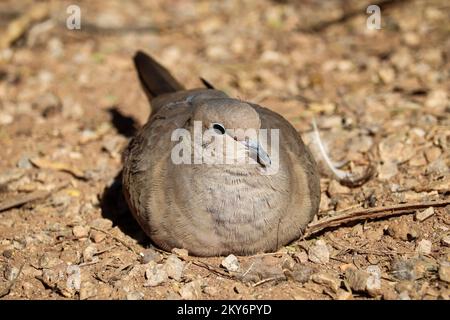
[{"left": 123, "top": 90, "right": 320, "bottom": 256}]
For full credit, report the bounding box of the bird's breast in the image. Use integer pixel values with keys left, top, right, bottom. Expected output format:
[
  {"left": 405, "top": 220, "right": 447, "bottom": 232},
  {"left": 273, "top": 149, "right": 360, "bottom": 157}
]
[{"left": 188, "top": 165, "right": 290, "bottom": 231}]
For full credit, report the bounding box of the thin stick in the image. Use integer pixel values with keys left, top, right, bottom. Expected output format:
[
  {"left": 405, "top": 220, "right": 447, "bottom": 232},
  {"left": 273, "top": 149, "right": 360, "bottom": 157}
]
[
  {"left": 190, "top": 260, "right": 234, "bottom": 279},
  {"left": 0, "top": 183, "right": 68, "bottom": 213},
  {"left": 90, "top": 227, "right": 140, "bottom": 256},
  {"left": 0, "top": 190, "right": 49, "bottom": 212},
  {"left": 0, "top": 262, "right": 25, "bottom": 298},
  {"left": 304, "top": 199, "right": 450, "bottom": 238},
  {"left": 252, "top": 276, "right": 284, "bottom": 287}
]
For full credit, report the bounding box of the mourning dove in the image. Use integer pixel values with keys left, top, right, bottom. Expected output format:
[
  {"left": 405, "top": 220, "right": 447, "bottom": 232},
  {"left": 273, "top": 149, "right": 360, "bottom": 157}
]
[{"left": 122, "top": 51, "right": 320, "bottom": 256}]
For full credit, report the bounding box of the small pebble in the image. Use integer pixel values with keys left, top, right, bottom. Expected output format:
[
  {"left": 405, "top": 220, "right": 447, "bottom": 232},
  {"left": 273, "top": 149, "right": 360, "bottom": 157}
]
[
  {"left": 327, "top": 180, "right": 350, "bottom": 195},
  {"left": 416, "top": 239, "right": 432, "bottom": 255},
  {"left": 395, "top": 280, "right": 413, "bottom": 294},
  {"left": 441, "top": 235, "right": 450, "bottom": 247},
  {"left": 179, "top": 279, "right": 203, "bottom": 300},
  {"left": 0, "top": 113, "right": 13, "bottom": 125},
  {"left": 424, "top": 147, "right": 442, "bottom": 163},
  {"left": 221, "top": 254, "right": 240, "bottom": 272},
  {"left": 145, "top": 262, "right": 168, "bottom": 287},
  {"left": 4, "top": 265, "right": 19, "bottom": 281},
  {"left": 285, "top": 264, "right": 313, "bottom": 284},
  {"left": 39, "top": 253, "right": 63, "bottom": 269},
  {"left": 2, "top": 249, "right": 13, "bottom": 259},
  {"left": 89, "top": 230, "right": 106, "bottom": 243},
  {"left": 41, "top": 268, "right": 61, "bottom": 288},
  {"left": 17, "top": 156, "right": 32, "bottom": 169},
  {"left": 89, "top": 218, "right": 113, "bottom": 230},
  {"left": 366, "top": 265, "right": 382, "bottom": 297},
  {"left": 398, "top": 291, "right": 411, "bottom": 300},
  {"left": 140, "top": 248, "right": 163, "bottom": 264},
  {"left": 164, "top": 254, "right": 185, "bottom": 281},
  {"left": 241, "top": 256, "right": 285, "bottom": 282},
  {"left": 387, "top": 220, "right": 418, "bottom": 241},
  {"left": 311, "top": 272, "right": 340, "bottom": 293},
  {"left": 72, "top": 225, "right": 90, "bottom": 238},
  {"left": 439, "top": 263, "right": 450, "bottom": 283},
  {"left": 59, "top": 248, "right": 80, "bottom": 265},
  {"left": 281, "top": 255, "right": 296, "bottom": 271},
  {"left": 345, "top": 268, "right": 369, "bottom": 292},
  {"left": 382, "top": 286, "right": 399, "bottom": 300},
  {"left": 415, "top": 207, "right": 434, "bottom": 222},
  {"left": 22, "top": 282, "right": 34, "bottom": 296},
  {"left": 51, "top": 194, "right": 71, "bottom": 208},
  {"left": 165, "top": 291, "right": 182, "bottom": 300},
  {"left": 82, "top": 244, "right": 97, "bottom": 263},
  {"left": 171, "top": 248, "right": 189, "bottom": 258},
  {"left": 391, "top": 257, "right": 425, "bottom": 281},
  {"left": 127, "top": 291, "right": 144, "bottom": 300},
  {"left": 308, "top": 240, "right": 330, "bottom": 264},
  {"left": 337, "top": 289, "right": 353, "bottom": 300},
  {"left": 79, "top": 281, "right": 97, "bottom": 300},
  {"left": 293, "top": 251, "right": 308, "bottom": 264},
  {"left": 203, "top": 286, "right": 218, "bottom": 296}
]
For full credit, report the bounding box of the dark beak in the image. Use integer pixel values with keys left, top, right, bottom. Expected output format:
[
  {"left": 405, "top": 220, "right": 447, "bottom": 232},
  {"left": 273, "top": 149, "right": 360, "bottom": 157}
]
[{"left": 243, "top": 139, "right": 271, "bottom": 167}]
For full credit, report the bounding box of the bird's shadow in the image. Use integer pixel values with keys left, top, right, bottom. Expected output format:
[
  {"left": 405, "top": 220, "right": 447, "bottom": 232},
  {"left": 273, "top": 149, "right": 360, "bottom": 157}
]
[{"left": 100, "top": 107, "right": 150, "bottom": 244}]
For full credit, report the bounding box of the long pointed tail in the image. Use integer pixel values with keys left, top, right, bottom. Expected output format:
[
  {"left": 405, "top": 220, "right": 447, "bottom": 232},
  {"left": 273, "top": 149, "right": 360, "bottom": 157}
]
[{"left": 133, "top": 51, "right": 184, "bottom": 102}]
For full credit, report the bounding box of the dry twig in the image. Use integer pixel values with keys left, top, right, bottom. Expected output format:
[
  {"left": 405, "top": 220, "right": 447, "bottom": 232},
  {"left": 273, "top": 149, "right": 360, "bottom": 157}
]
[
  {"left": 0, "top": 183, "right": 68, "bottom": 213},
  {"left": 304, "top": 199, "right": 450, "bottom": 238},
  {"left": 90, "top": 227, "right": 139, "bottom": 256},
  {"left": 252, "top": 276, "right": 284, "bottom": 287},
  {"left": 190, "top": 260, "right": 234, "bottom": 279},
  {"left": 0, "top": 263, "right": 25, "bottom": 298}
]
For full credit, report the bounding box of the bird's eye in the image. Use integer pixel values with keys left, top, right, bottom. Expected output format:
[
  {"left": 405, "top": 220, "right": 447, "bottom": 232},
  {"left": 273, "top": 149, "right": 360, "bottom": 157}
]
[{"left": 212, "top": 123, "right": 226, "bottom": 135}]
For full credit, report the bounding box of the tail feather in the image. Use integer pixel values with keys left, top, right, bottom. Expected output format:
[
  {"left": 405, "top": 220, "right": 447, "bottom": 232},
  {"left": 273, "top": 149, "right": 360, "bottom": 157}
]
[{"left": 133, "top": 51, "right": 184, "bottom": 101}]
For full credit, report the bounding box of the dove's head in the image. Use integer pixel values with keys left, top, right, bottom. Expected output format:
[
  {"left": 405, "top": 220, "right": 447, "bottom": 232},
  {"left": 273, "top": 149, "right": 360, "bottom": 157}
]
[{"left": 191, "top": 97, "right": 271, "bottom": 167}]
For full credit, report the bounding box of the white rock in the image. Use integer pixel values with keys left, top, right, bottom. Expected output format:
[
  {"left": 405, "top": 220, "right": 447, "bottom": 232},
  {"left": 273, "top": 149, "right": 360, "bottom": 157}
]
[
  {"left": 415, "top": 207, "right": 434, "bottom": 222},
  {"left": 73, "top": 225, "right": 90, "bottom": 238},
  {"left": 308, "top": 240, "right": 330, "bottom": 264},
  {"left": 179, "top": 280, "right": 203, "bottom": 300},
  {"left": 0, "top": 113, "right": 13, "bottom": 125},
  {"left": 221, "top": 254, "right": 240, "bottom": 272},
  {"left": 416, "top": 239, "right": 432, "bottom": 255},
  {"left": 366, "top": 265, "right": 382, "bottom": 296},
  {"left": 164, "top": 254, "right": 185, "bottom": 281},
  {"left": 145, "top": 262, "right": 168, "bottom": 287},
  {"left": 441, "top": 235, "right": 450, "bottom": 247},
  {"left": 82, "top": 244, "right": 98, "bottom": 263}
]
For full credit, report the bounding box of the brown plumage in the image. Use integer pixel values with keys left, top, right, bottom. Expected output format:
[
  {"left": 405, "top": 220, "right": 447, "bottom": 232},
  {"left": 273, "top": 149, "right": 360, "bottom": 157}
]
[{"left": 122, "top": 51, "right": 320, "bottom": 256}]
